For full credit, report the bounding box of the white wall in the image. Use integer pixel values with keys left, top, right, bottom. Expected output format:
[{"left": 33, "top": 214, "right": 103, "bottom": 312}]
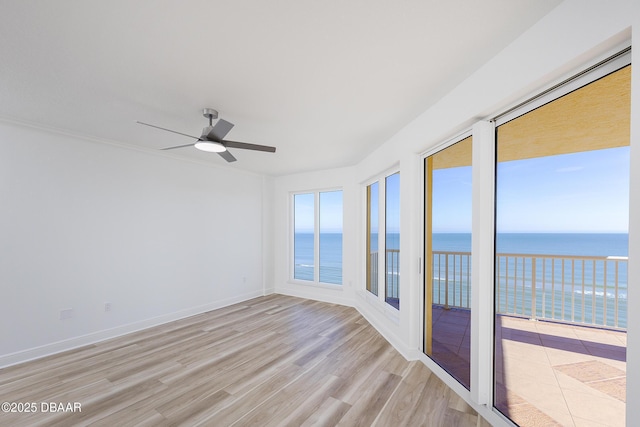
[
  {"left": 272, "top": 0, "right": 637, "bottom": 425},
  {"left": 0, "top": 122, "right": 266, "bottom": 366}
]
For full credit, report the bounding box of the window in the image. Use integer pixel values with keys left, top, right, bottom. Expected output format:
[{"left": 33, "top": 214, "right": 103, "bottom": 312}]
[
  {"left": 293, "top": 190, "right": 343, "bottom": 285},
  {"left": 493, "top": 63, "right": 629, "bottom": 426},
  {"left": 319, "top": 191, "right": 343, "bottom": 284},
  {"left": 366, "top": 182, "right": 379, "bottom": 295},
  {"left": 424, "top": 136, "right": 472, "bottom": 389},
  {"left": 365, "top": 172, "right": 400, "bottom": 309},
  {"left": 385, "top": 173, "right": 400, "bottom": 309},
  {"left": 294, "top": 193, "right": 314, "bottom": 281}
]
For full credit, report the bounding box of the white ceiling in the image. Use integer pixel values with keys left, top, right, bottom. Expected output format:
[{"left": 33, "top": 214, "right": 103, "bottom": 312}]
[{"left": 0, "top": 0, "right": 561, "bottom": 176}]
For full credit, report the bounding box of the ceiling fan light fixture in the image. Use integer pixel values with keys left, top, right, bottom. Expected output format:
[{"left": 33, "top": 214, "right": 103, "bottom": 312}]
[{"left": 194, "top": 140, "right": 226, "bottom": 153}]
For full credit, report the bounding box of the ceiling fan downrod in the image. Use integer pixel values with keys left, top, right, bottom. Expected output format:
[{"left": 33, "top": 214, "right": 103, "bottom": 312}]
[{"left": 203, "top": 108, "right": 218, "bottom": 126}]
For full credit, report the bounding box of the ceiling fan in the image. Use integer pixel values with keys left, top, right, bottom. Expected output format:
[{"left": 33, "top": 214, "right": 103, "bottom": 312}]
[{"left": 136, "top": 108, "right": 276, "bottom": 163}]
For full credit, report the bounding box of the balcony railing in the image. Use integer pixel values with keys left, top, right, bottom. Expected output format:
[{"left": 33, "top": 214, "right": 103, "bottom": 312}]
[
  {"left": 432, "top": 251, "right": 628, "bottom": 330},
  {"left": 369, "top": 251, "right": 379, "bottom": 296},
  {"left": 368, "top": 249, "right": 400, "bottom": 304},
  {"left": 433, "top": 251, "right": 471, "bottom": 310},
  {"left": 386, "top": 249, "right": 400, "bottom": 299}
]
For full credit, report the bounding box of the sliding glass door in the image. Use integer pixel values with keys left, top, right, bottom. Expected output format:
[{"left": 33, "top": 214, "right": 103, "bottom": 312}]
[
  {"left": 494, "top": 64, "right": 630, "bottom": 426},
  {"left": 424, "top": 136, "right": 472, "bottom": 389}
]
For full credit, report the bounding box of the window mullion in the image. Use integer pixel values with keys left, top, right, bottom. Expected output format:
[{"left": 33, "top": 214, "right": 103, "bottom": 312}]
[
  {"left": 379, "top": 178, "right": 386, "bottom": 303},
  {"left": 471, "top": 121, "right": 495, "bottom": 405},
  {"left": 314, "top": 192, "right": 320, "bottom": 283}
]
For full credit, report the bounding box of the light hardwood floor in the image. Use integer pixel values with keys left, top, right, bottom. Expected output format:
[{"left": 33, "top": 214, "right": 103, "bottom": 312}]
[{"left": 0, "top": 295, "right": 489, "bottom": 426}]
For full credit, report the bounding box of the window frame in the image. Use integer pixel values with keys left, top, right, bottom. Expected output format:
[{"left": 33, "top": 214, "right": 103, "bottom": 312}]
[
  {"left": 366, "top": 181, "right": 379, "bottom": 297},
  {"left": 421, "top": 133, "right": 473, "bottom": 390},
  {"left": 290, "top": 188, "right": 344, "bottom": 287},
  {"left": 421, "top": 131, "right": 473, "bottom": 340},
  {"left": 363, "top": 167, "right": 401, "bottom": 311}
]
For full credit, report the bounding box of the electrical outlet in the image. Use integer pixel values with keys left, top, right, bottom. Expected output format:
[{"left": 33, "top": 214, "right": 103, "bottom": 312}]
[
  {"left": 104, "top": 302, "right": 112, "bottom": 312},
  {"left": 60, "top": 308, "right": 73, "bottom": 320}
]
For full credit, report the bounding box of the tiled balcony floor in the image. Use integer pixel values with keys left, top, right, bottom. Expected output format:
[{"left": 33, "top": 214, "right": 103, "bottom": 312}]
[{"left": 430, "top": 306, "right": 626, "bottom": 426}]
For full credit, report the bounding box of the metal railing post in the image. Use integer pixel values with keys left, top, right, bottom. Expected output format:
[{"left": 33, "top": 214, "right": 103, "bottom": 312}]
[
  {"left": 444, "top": 253, "right": 449, "bottom": 309},
  {"left": 531, "top": 258, "right": 536, "bottom": 320}
]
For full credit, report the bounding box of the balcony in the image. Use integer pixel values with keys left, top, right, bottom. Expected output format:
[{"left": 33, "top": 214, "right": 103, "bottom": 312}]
[
  {"left": 431, "top": 250, "right": 627, "bottom": 426},
  {"left": 367, "top": 248, "right": 627, "bottom": 424},
  {"left": 368, "top": 249, "right": 400, "bottom": 309}
]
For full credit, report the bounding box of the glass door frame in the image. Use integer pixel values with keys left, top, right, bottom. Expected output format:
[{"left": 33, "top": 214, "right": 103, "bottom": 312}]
[{"left": 490, "top": 49, "right": 631, "bottom": 422}]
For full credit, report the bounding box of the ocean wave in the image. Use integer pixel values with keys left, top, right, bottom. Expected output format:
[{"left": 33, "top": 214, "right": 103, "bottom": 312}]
[{"left": 578, "top": 289, "right": 627, "bottom": 299}]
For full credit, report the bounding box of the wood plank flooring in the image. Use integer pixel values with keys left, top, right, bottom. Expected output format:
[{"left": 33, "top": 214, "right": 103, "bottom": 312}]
[{"left": 0, "top": 295, "right": 487, "bottom": 426}]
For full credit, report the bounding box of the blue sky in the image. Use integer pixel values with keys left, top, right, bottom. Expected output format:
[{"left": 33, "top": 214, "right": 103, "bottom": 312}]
[
  {"left": 366, "top": 175, "right": 401, "bottom": 234},
  {"left": 432, "top": 146, "right": 630, "bottom": 233},
  {"left": 297, "top": 147, "right": 629, "bottom": 235},
  {"left": 296, "top": 175, "right": 401, "bottom": 235},
  {"left": 294, "top": 193, "right": 314, "bottom": 232},
  {"left": 496, "top": 147, "right": 629, "bottom": 232},
  {"left": 385, "top": 173, "right": 401, "bottom": 233},
  {"left": 294, "top": 190, "right": 343, "bottom": 233},
  {"left": 320, "top": 191, "right": 343, "bottom": 233},
  {"left": 432, "top": 166, "right": 472, "bottom": 233},
  {"left": 369, "top": 181, "right": 379, "bottom": 233}
]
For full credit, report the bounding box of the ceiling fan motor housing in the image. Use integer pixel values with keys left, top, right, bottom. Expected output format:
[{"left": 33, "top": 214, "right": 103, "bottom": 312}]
[{"left": 201, "top": 126, "right": 215, "bottom": 139}]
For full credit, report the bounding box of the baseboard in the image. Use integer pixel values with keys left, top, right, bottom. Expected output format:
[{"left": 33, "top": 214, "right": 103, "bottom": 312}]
[
  {"left": 274, "top": 287, "right": 417, "bottom": 361},
  {"left": 354, "top": 298, "right": 416, "bottom": 361},
  {"left": 262, "top": 286, "right": 276, "bottom": 295},
  {"left": 276, "top": 289, "right": 353, "bottom": 307},
  {"left": 275, "top": 287, "right": 353, "bottom": 308},
  {"left": 0, "top": 290, "right": 264, "bottom": 369}
]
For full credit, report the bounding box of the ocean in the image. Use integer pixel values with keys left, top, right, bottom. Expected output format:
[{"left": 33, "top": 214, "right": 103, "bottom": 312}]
[
  {"left": 294, "top": 232, "right": 628, "bottom": 328},
  {"left": 294, "top": 232, "right": 401, "bottom": 285},
  {"left": 432, "top": 232, "right": 628, "bottom": 257},
  {"left": 294, "top": 233, "right": 343, "bottom": 284}
]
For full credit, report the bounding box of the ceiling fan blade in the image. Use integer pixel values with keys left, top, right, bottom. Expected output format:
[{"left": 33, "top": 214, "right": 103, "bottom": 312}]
[
  {"left": 159, "top": 143, "right": 195, "bottom": 150},
  {"left": 218, "top": 150, "right": 237, "bottom": 163},
  {"left": 207, "top": 119, "right": 234, "bottom": 141},
  {"left": 223, "top": 140, "right": 276, "bottom": 153},
  {"left": 136, "top": 121, "right": 199, "bottom": 139}
]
